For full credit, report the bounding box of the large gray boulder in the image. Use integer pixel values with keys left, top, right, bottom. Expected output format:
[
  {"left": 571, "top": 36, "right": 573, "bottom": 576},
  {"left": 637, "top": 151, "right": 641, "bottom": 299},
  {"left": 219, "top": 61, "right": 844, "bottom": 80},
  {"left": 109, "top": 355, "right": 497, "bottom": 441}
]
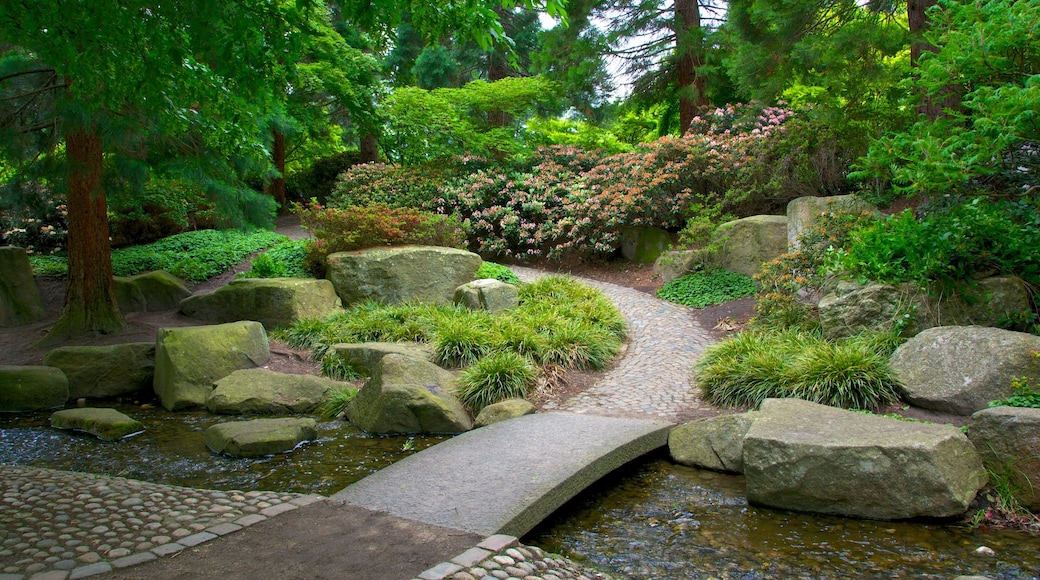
[
  {"left": 743, "top": 398, "right": 986, "bottom": 520},
  {"left": 0, "top": 365, "right": 69, "bottom": 412},
  {"left": 51, "top": 408, "right": 144, "bottom": 441},
  {"left": 43, "top": 342, "right": 155, "bottom": 399},
  {"left": 180, "top": 278, "right": 342, "bottom": 330},
  {"left": 206, "top": 368, "right": 339, "bottom": 414},
  {"left": 669, "top": 413, "right": 755, "bottom": 474},
  {"left": 969, "top": 406, "right": 1040, "bottom": 511},
  {"left": 345, "top": 353, "right": 472, "bottom": 434},
  {"left": 205, "top": 418, "right": 317, "bottom": 458},
  {"left": 890, "top": 326, "right": 1040, "bottom": 415},
  {"left": 653, "top": 249, "right": 702, "bottom": 284},
  {"left": 115, "top": 270, "right": 191, "bottom": 314},
  {"left": 712, "top": 215, "right": 788, "bottom": 277},
  {"left": 473, "top": 398, "right": 537, "bottom": 428},
  {"left": 454, "top": 279, "right": 519, "bottom": 313},
  {"left": 153, "top": 321, "right": 271, "bottom": 411},
  {"left": 0, "top": 246, "right": 45, "bottom": 326},
  {"left": 620, "top": 226, "right": 673, "bottom": 264},
  {"left": 326, "top": 246, "right": 481, "bottom": 306},
  {"left": 786, "top": 195, "right": 877, "bottom": 250},
  {"left": 819, "top": 276, "right": 1030, "bottom": 340},
  {"left": 329, "top": 342, "right": 436, "bottom": 375}
]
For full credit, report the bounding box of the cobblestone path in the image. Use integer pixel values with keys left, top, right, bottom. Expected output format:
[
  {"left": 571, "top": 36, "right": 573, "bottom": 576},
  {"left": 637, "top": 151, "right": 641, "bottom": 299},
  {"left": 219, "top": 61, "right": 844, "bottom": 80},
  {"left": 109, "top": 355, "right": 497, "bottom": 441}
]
[{"left": 513, "top": 267, "right": 716, "bottom": 422}]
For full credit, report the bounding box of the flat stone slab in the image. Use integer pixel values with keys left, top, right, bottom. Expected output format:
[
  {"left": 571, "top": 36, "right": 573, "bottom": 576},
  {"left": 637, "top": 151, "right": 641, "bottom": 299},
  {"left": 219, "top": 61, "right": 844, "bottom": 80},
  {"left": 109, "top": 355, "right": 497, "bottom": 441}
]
[
  {"left": 332, "top": 412, "right": 670, "bottom": 537},
  {"left": 51, "top": 408, "right": 145, "bottom": 441}
]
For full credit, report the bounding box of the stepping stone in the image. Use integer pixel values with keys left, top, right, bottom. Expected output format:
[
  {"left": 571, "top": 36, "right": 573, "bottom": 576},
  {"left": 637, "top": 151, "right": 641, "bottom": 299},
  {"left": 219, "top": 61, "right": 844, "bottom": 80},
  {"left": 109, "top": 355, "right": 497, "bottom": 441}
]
[
  {"left": 205, "top": 418, "right": 317, "bottom": 458},
  {"left": 206, "top": 368, "right": 341, "bottom": 415},
  {"left": 51, "top": 408, "right": 145, "bottom": 441}
]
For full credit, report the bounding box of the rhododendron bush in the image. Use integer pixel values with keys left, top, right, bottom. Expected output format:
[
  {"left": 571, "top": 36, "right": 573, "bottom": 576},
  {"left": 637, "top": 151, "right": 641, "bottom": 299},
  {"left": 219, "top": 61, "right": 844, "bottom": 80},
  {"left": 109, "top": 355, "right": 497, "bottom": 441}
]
[{"left": 328, "top": 104, "right": 846, "bottom": 261}]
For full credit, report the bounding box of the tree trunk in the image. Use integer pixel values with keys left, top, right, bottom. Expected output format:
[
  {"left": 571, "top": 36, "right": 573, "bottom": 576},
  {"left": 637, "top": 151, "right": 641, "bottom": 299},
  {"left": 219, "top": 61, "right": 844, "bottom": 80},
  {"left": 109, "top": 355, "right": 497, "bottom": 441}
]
[
  {"left": 675, "top": 0, "right": 708, "bottom": 135},
  {"left": 266, "top": 128, "right": 287, "bottom": 213},
  {"left": 360, "top": 133, "right": 379, "bottom": 163},
  {"left": 40, "top": 124, "right": 124, "bottom": 344},
  {"left": 908, "top": 0, "right": 958, "bottom": 119},
  {"left": 486, "top": 5, "right": 513, "bottom": 129}
]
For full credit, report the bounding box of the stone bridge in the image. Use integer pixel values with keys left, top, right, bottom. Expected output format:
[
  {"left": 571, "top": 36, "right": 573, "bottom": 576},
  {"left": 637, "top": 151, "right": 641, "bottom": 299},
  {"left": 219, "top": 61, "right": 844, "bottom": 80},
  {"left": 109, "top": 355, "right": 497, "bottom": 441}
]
[{"left": 332, "top": 412, "right": 671, "bottom": 537}]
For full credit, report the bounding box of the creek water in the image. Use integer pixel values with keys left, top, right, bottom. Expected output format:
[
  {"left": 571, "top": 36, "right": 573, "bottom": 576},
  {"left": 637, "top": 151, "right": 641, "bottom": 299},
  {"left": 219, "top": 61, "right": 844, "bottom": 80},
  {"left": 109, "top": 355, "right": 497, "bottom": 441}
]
[{"left": 2, "top": 408, "right": 1038, "bottom": 579}]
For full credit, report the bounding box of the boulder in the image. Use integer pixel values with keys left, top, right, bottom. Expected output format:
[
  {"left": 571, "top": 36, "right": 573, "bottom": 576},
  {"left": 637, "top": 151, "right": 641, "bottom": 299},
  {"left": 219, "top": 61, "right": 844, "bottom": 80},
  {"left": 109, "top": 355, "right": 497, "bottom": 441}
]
[
  {"left": 205, "top": 417, "right": 317, "bottom": 458},
  {"left": 890, "top": 326, "right": 1040, "bottom": 415},
  {"left": 454, "top": 279, "right": 519, "bottom": 313},
  {"left": 115, "top": 271, "right": 191, "bottom": 314},
  {"left": 329, "top": 342, "right": 436, "bottom": 375},
  {"left": 180, "top": 278, "right": 342, "bottom": 330},
  {"left": 43, "top": 342, "right": 155, "bottom": 399},
  {"left": 474, "top": 398, "right": 537, "bottom": 428},
  {"left": 0, "top": 246, "right": 45, "bottom": 326},
  {"left": 968, "top": 406, "right": 1040, "bottom": 511},
  {"left": 0, "top": 366, "right": 69, "bottom": 412},
  {"left": 206, "top": 368, "right": 339, "bottom": 414},
  {"left": 620, "top": 226, "right": 673, "bottom": 264},
  {"left": 51, "top": 408, "right": 144, "bottom": 441},
  {"left": 153, "top": 321, "right": 271, "bottom": 411},
  {"left": 653, "top": 249, "right": 703, "bottom": 284},
  {"left": 669, "top": 413, "right": 755, "bottom": 474},
  {"left": 712, "top": 215, "right": 788, "bottom": 277},
  {"left": 819, "top": 276, "right": 1030, "bottom": 340},
  {"left": 326, "top": 246, "right": 482, "bottom": 306},
  {"left": 786, "top": 195, "right": 877, "bottom": 250},
  {"left": 743, "top": 398, "right": 986, "bottom": 520},
  {"left": 345, "top": 353, "right": 472, "bottom": 434}
]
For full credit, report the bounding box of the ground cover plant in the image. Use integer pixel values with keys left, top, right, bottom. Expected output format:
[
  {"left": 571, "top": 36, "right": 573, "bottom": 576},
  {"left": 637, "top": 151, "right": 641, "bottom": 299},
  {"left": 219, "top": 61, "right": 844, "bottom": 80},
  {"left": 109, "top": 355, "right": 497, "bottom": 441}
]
[
  {"left": 475, "top": 261, "right": 521, "bottom": 286},
  {"left": 656, "top": 269, "right": 757, "bottom": 308},
  {"left": 237, "top": 239, "right": 310, "bottom": 279},
  {"left": 29, "top": 229, "right": 287, "bottom": 284},
  {"left": 275, "top": 275, "right": 625, "bottom": 413},
  {"left": 696, "top": 329, "right": 901, "bottom": 411}
]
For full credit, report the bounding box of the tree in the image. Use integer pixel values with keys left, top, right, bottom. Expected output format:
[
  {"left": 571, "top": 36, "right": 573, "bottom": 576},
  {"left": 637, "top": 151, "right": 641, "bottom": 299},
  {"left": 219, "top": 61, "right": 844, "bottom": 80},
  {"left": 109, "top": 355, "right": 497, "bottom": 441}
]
[{"left": 0, "top": 1, "right": 300, "bottom": 343}]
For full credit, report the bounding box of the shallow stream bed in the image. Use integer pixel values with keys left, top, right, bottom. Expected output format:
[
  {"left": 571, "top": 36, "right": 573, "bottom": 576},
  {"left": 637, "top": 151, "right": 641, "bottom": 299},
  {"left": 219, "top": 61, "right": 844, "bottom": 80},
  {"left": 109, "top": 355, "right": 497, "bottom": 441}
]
[{"left": 3, "top": 408, "right": 1038, "bottom": 579}]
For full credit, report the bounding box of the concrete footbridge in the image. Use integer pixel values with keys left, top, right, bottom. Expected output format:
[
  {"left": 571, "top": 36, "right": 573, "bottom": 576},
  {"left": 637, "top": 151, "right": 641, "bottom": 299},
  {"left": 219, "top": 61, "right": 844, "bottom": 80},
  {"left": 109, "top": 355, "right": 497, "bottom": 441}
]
[{"left": 331, "top": 412, "right": 671, "bottom": 538}]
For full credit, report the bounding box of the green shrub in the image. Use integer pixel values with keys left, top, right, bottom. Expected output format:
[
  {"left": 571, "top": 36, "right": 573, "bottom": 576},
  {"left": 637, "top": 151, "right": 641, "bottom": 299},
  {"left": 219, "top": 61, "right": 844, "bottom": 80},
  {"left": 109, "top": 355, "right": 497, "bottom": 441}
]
[
  {"left": 656, "top": 270, "right": 758, "bottom": 308},
  {"left": 285, "top": 150, "right": 363, "bottom": 205},
  {"left": 315, "top": 386, "right": 359, "bottom": 418},
  {"left": 329, "top": 160, "right": 458, "bottom": 209},
  {"left": 455, "top": 351, "right": 538, "bottom": 413},
  {"left": 108, "top": 179, "right": 216, "bottom": 247},
  {"left": 677, "top": 203, "right": 736, "bottom": 249},
  {"left": 238, "top": 239, "right": 310, "bottom": 279},
  {"left": 295, "top": 202, "right": 466, "bottom": 277},
  {"left": 475, "top": 262, "right": 521, "bottom": 286},
  {"left": 832, "top": 198, "right": 1040, "bottom": 285},
  {"left": 276, "top": 275, "right": 626, "bottom": 388},
  {"left": 30, "top": 229, "right": 287, "bottom": 283},
  {"left": 697, "top": 329, "right": 901, "bottom": 411}
]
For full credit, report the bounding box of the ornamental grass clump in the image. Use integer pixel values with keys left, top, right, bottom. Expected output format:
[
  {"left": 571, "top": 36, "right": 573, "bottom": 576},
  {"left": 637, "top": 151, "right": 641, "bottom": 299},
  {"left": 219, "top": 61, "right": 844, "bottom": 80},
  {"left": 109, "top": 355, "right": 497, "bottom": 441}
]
[
  {"left": 697, "top": 330, "right": 900, "bottom": 411},
  {"left": 316, "top": 386, "right": 359, "bottom": 419},
  {"left": 455, "top": 351, "right": 538, "bottom": 412},
  {"left": 433, "top": 315, "right": 496, "bottom": 368}
]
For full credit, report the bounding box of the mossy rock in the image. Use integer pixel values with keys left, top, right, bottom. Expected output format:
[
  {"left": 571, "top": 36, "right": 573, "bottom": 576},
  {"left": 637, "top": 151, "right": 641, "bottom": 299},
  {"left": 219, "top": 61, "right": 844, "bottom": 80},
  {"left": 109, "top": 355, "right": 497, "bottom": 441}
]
[
  {"left": 205, "top": 417, "right": 317, "bottom": 458},
  {"left": 180, "top": 278, "right": 342, "bottom": 330},
  {"left": 43, "top": 342, "right": 155, "bottom": 399},
  {"left": 51, "top": 408, "right": 144, "bottom": 441},
  {"left": 0, "top": 365, "right": 69, "bottom": 412},
  {"left": 0, "top": 246, "right": 45, "bottom": 326}
]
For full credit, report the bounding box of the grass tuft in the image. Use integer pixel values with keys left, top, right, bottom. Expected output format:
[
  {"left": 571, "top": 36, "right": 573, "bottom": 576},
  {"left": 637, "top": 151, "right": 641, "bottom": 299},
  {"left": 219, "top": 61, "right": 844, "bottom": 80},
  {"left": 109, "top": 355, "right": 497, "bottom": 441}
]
[{"left": 455, "top": 351, "right": 538, "bottom": 413}]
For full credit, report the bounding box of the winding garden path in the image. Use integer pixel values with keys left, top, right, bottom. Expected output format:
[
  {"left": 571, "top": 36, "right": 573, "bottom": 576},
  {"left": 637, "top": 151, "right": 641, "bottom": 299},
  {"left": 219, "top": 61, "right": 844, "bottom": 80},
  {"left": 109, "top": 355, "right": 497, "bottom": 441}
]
[{"left": 513, "top": 266, "right": 715, "bottom": 422}]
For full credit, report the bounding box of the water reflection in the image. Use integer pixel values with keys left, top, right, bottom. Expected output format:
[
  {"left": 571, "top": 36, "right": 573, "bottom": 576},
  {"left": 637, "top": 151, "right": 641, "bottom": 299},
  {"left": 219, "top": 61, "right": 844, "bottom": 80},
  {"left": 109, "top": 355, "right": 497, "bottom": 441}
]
[{"left": 526, "top": 453, "right": 1040, "bottom": 579}]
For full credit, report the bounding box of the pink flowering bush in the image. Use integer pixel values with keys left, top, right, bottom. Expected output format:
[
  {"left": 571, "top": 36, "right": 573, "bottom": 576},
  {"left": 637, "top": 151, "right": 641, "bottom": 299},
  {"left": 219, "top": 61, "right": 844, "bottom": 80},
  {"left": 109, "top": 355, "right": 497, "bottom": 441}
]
[
  {"left": 326, "top": 104, "right": 848, "bottom": 262},
  {"left": 0, "top": 188, "right": 67, "bottom": 255}
]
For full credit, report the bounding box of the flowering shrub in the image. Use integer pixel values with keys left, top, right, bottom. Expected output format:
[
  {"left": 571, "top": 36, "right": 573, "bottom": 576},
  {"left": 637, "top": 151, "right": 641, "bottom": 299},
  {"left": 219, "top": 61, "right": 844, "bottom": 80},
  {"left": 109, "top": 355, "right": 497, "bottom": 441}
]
[
  {"left": 294, "top": 202, "right": 466, "bottom": 277},
  {"left": 0, "top": 189, "right": 67, "bottom": 255}
]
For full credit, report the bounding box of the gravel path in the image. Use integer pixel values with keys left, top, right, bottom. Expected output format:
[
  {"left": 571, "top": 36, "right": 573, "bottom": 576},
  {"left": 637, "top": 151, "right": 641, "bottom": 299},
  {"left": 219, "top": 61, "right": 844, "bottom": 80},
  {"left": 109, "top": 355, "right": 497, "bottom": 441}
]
[{"left": 513, "top": 266, "right": 715, "bottom": 422}]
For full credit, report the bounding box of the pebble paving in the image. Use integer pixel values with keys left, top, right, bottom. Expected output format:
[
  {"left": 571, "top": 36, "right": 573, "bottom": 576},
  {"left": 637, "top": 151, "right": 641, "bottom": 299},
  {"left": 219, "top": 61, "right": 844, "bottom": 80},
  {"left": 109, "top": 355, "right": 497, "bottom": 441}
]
[
  {"left": 513, "top": 266, "right": 714, "bottom": 422},
  {"left": 1, "top": 265, "right": 713, "bottom": 579}
]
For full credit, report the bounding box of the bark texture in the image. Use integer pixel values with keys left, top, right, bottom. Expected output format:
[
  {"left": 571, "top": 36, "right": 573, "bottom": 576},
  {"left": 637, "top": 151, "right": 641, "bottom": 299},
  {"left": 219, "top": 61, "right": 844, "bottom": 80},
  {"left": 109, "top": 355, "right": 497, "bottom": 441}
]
[{"left": 675, "top": 0, "right": 708, "bottom": 135}]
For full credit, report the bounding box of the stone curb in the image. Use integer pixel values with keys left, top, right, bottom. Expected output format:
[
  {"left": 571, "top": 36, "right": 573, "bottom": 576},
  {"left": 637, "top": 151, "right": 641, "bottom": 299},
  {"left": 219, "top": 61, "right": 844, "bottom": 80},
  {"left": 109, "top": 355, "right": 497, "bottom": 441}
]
[{"left": 413, "top": 535, "right": 619, "bottom": 580}]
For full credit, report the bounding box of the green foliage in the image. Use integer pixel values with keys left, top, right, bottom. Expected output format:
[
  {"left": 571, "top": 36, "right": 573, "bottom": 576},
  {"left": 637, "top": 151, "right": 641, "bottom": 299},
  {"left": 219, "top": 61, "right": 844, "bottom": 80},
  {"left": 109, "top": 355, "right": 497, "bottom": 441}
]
[
  {"left": 832, "top": 198, "right": 1040, "bottom": 285},
  {"left": 31, "top": 229, "right": 286, "bottom": 283},
  {"left": 854, "top": 0, "right": 1040, "bottom": 198},
  {"left": 474, "top": 262, "right": 521, "bottom": 286},
  {"left": 237, "top": 239, "right": 309, "bottom": 279},
  {"left": 276, "top": 275, "right": 625, "bottom": 387},
  {"left": 677, "top": 203, "right": 735, "bottom": 249},
  {"left": 320, "top": 352, "right": 365, "bottom": 382},
  {"left": 656, "top": 270, "right": 757, "bottom": 308},
  {"left": 330, "top": 160, "right": 465, "bottom": 209},
  {"left": 455, "top": 351, "right": 538, "bottom": 412},
  {"left": 285, "top": 150, "right": 363, "bottom": 205},
  {"left": 525, "top": 117, "right": 633, "bottom": 154},
  {"left": 697, "top": 330, "right": 901, "bottom": 411},
  {"left": 315, "top": 386, "right": 359, "bottom": 419},
  {"left": 295, "top": 202, "right": 466, "bottom": 277},
  {"left": 108, "top": 179, "right": 216, "bottom": 248},
  {"left": 991, "top": 357, "right": 1040, "bottom": 409}
]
